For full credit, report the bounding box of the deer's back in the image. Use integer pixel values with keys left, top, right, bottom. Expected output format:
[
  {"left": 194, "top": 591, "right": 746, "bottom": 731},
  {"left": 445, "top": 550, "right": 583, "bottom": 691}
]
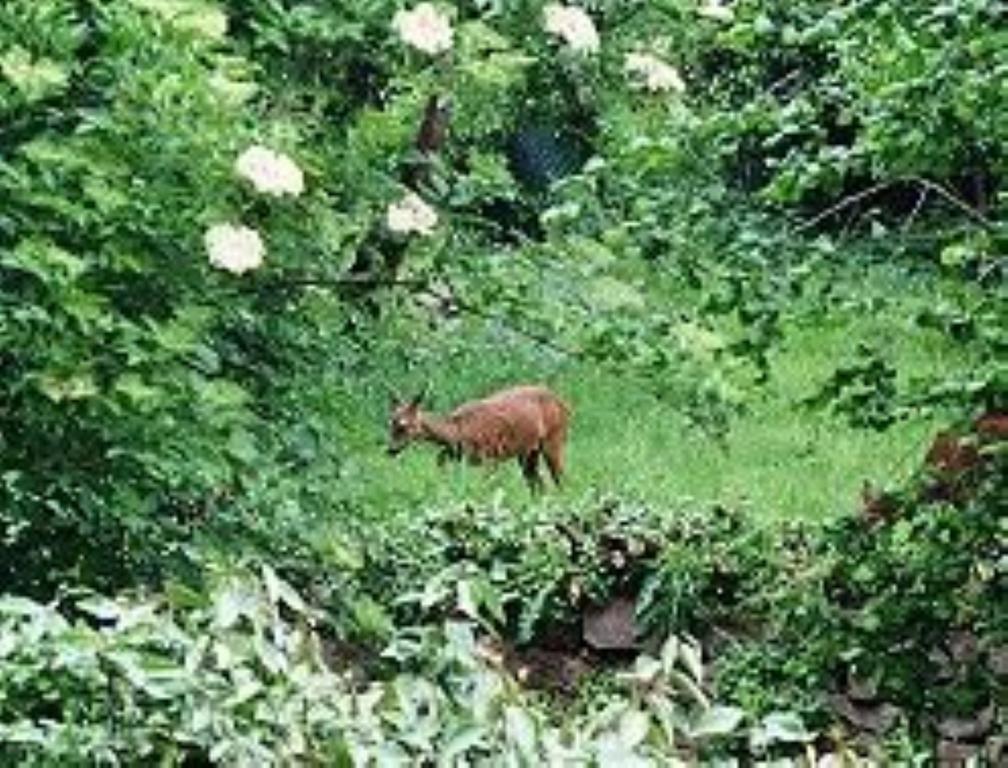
[{"left": 447, "top": 385, "right": 569, "bottom": 458}]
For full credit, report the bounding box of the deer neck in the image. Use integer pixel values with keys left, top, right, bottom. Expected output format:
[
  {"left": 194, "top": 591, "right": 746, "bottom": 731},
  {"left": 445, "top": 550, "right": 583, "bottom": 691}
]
[{"left": 419, "top": 412, "right": 460, "bottom": 449}]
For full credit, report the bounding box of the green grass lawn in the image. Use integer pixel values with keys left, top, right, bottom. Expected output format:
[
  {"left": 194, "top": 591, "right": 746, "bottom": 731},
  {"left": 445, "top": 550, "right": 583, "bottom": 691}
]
[{"left": 331, "top": 262, "right": 971, "bottom": 523}]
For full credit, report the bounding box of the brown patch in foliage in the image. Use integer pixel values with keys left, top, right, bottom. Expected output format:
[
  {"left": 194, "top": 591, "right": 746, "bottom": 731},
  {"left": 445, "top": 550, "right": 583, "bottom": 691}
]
[
  {"left": 860, "top": 409, "right": 1007, "bottom": 523},
  {"left": 475, "top": 636, "right": 593, "bottom": 695}
]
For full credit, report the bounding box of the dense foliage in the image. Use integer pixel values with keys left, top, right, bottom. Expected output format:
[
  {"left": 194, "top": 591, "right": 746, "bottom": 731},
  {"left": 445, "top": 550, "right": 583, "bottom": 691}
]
[
  {"left": 1, "top": 564, "right": 857, "bottom": 765},
  {"left": 1, "top": 0, "right": 1004, "bottom": 763}
]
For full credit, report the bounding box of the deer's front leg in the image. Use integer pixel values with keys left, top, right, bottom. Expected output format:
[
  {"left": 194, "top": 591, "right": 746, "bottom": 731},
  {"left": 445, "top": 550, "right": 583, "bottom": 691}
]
[{"left": 437, "top": 444, "right": 462, "bottom": 466}]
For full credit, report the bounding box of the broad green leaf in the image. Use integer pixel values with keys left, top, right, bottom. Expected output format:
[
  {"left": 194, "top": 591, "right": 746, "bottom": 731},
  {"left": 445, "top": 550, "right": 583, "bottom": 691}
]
[
  {"left": 595, "top": 733, "right": 652, "bottom": 768},
  {"left": 114, "top": 374, "right": 162, "bottom": 407},
  {"left": 456, "top": 579, "right": 479, "bottom": 620},
  {"left": 627, "top": 654, "right": 662, "bottom": 684},
  {"left": 213, "top": 581, "right": 257, "bottom": 630},
  {"left": 262, "top": 564, "right": 307, "bottom": 614},
  {"left": 677, "top": 638, "right": 704, "bottom": 685},
  {"left": 504, "top": 705, "right": 538, "bottom": 758},
  {"left": 0, "top": 596, "right": 49, "bottom": 618},
  {"left": 756, "top": 711, "right": 813, "bottom": 744},
  {"left": 618, "top": 709, "right": 651, "bottom": 748},
  {"left": 660, "top": 636, "right": 679, "bottom": 675},
  {"left": 4, "top": 239, "right": 86, "bottom": 285},
  {"left": 440, "top": 725, "right": 485, "bottom": 761},
  {"left": 690, "top": 705, "right": 745, "bottom": 739}
]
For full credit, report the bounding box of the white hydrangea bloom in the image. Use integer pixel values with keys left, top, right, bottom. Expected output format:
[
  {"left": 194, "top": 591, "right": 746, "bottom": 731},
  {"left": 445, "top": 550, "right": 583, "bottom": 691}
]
[
  {"left": 543, "top": 4, "right": 600, "bottom": 54},
  {"left": 386, "top": 192, "right": 438, "bottom": 236},
  {"left": 205, "top": 223, "right": 265, "bottom": 275},
  {"left": 625, "top": 53, "right": 686, "bottom": 94},
  {"left": 697, "top": 0, "right": 734, "bottom": 22},
  {"left": 235, "top": 145, "right": 305, "bottom": 197},
  {"left": 392, "top": 3, "right": 453, "bottom": 55}
]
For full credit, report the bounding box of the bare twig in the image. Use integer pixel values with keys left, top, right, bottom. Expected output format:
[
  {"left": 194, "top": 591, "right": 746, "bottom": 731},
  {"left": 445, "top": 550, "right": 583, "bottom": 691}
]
[
  {"left": 268, "top": 273, "right": 429, "bottom": 290},
  {"left": 902, "top": 186, "right": 930, "bottom": 232},
  {"left": 767, "top": 70, "right": 803, "bottom": 96},
  {"left": 905, "top": 175, "right": 992, "bottom": 228},
  {"left": 794, "top": 181, "right": 895, "bottom": 234},
  {"left": 795, "top": 175, "right": 994, "bottom": 235}
]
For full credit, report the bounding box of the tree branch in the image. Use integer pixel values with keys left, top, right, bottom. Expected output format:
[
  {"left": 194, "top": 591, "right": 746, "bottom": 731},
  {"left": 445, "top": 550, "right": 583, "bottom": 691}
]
[
  {"left": 795, "top": 175, "right": 994, "bottom": 235},
  {"left": 793, "top": 181, "right": 894, "bottom": 234},
  {"left": 267, "top": 273, "right": 429, "bottom": 290},
  {"left": 902, "top": 186, "right": 930, "bottom": 232},
  {"left": 904, "top": 175, "right": 992, "bottom": 228}
]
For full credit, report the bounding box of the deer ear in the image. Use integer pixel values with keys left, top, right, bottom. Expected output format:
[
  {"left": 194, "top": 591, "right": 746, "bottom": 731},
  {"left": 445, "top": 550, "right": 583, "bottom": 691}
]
[{"left": 412, "top": 382, "right": 430, "bottom": 407}]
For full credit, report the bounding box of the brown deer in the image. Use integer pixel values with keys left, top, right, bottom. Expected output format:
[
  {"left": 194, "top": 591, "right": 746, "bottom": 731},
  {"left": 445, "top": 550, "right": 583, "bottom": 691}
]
[{"left": 387, "top": 384, "right": 571, "bottom": 492}]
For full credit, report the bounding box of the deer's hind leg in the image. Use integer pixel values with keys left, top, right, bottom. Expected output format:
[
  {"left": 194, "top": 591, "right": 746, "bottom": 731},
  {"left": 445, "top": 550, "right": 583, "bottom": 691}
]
[
  {"left": 543, "top": 434, "right": 566, "bottom": 487},
  {"left": 519, "top": 451, "right": 544, "bottom": 494}
]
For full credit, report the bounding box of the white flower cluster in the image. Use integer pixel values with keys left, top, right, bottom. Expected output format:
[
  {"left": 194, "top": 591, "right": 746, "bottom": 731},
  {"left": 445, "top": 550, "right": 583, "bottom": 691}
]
[
  {"left": 203, "top": 145, "right": 308, "bottom": 275},
  {"left": 392, "top": 3, "right": 454, "bottom": 55},
  {"left": 624, "top": 53, "right": 686, "bottom": 94},
  {"left": 204, "top": 223, "right": 265, "bottom": 275},
  {"left": 235, "top": 145, "right": 304, "bottom": 197},
  {"left": 543, "top": 3, "right": 600, "bottom": 54},
  {"left": 386, "top": 191, "right": 439, "bottom": 236}
]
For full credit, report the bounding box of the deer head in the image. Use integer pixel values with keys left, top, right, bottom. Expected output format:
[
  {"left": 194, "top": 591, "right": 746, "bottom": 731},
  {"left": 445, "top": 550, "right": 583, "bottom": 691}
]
[{"left": 387, "top": 385, "right": 429, "bottom": 456}]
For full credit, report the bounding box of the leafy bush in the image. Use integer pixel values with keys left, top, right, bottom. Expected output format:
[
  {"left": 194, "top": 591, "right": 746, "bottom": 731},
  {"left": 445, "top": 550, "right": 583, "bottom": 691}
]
[
  {"left": 717, "top": 452, "right": 1007, "bottom": 750},
  {"left": 0, "top": 0, "right": 359, "bottom": 592},
  {"left": 0, "top": 567, "right": 826, "bottom": 766}
]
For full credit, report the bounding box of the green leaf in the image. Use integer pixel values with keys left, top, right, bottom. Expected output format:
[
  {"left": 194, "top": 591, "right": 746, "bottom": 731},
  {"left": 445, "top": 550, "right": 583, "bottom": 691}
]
[
  {"left": 77, "top": 597, "right": 123, "bottom": 624},
  {"left": 114, "top": 374, "right": 162, "bottom": 407},
  {"left": 504, "top": 705, "right": 538, "bottom": 758},
  {"left": 37, "top": 372, "right": 98, "bottom": 402},
  {"left": 476, "top": 579, "right": 505, "bottom": 625},
  {"left": 213, "top": 581, "right": 256, "bottom": 630},
  {"left": 691, "top": 705, "right": 745, "bottom": 739},
  {"left": 4, "top": 239, "right": 86, "bottom": 285},
  {"left": 591, "top": 276, "right": 646, "bottom": 311},
  {"left": 441, "top": 725, "right": 485, "bottom": 760},
  {"left": 0, "top": 47, "right": 69, "bottom": 101},
  {"left": 227, "top": 429, "right": 260, "bottom": 464},
  {"left": 756, "top": 711, "right": 813, "bottom": 744},
  {"left": 660, "top": 635, "right": 679, "bottom": 675},
  {"left": 618, "top": 709, "right": 651, "bottom": 748},
  {"left": 456, "top": 579, "right": 479, "bottom": 620},
  {"left": 595, "top": 733, "right": 651, "bottom": 768},
  {"left": 128, "top": 0, "right": 229, "bottom": 39},
  {"left": 261, "top": 564, "right": 306, "bottom": 614},
  {"left": 677, "top": 637, "right": 704, "bottom": 685},
  {"left": 627, "top": 654, "right": 662, "bottom": 684}
]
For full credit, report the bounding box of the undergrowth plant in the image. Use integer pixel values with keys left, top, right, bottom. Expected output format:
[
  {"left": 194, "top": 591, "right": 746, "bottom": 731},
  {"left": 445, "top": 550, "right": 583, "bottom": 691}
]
[{"left": 0, "top": 566, "right": 830, "bottom": 766}]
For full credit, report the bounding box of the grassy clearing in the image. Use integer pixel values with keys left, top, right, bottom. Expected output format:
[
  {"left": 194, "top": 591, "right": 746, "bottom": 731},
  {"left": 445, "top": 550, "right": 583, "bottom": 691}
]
[{"left": 330, "top": 261, "right": 972, "bottom": 523}]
